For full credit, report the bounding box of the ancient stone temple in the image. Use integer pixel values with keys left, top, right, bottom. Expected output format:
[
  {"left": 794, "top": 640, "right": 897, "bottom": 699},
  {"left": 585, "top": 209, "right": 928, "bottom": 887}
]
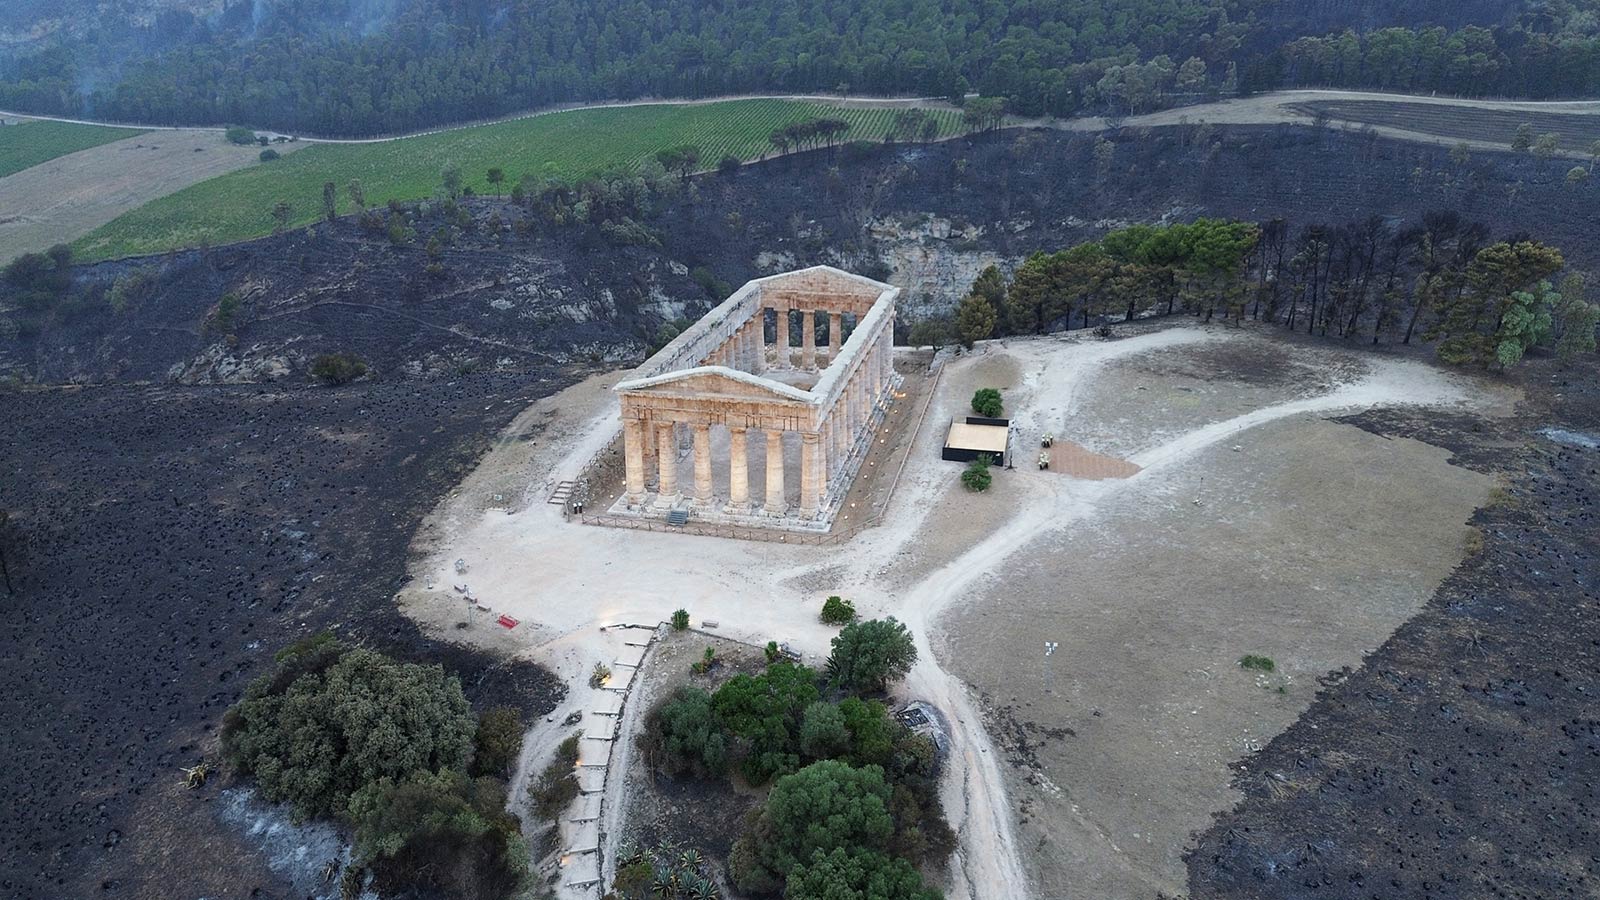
[{"left": 610, "top": 266, "right": 900, "bottom": 528}]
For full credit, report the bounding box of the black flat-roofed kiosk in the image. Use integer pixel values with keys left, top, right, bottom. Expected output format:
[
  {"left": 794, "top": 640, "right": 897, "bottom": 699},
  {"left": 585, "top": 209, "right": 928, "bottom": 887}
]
[{"left": 942, "top": 416, "right": 1010, "bottom": 466}]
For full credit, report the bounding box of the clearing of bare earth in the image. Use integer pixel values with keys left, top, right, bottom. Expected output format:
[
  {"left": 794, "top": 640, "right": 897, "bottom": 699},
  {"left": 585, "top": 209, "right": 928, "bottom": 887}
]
[
  {"left": 391, "top": 319, "right": 1509, "bottom": 900},
  {"left": 928, "top": 327, "right": 1511, "bottom": 900}
]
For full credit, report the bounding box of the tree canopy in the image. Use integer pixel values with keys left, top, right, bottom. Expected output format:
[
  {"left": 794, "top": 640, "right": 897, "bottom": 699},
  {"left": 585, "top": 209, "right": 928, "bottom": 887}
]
[
  {"left": 222, "top": 640, "right": 475, "bottom": 819},
  {"left": 827, "top": 618, "right": 919, "bottom": 694},
  {"left": 5, "top": 0, "right": 1595, "bottom": 135}
]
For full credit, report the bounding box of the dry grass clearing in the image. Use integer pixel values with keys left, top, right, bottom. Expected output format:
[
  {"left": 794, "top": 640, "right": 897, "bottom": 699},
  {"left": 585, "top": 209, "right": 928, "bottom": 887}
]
[{"left": 0, "top": 126, "right": 296, "bottom": 263}]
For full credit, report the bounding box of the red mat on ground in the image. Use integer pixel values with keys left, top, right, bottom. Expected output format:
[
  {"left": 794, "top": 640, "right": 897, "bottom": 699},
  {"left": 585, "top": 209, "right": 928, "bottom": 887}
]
[{"left": 497, "top": 615, "right": 519, "bottom": 629}]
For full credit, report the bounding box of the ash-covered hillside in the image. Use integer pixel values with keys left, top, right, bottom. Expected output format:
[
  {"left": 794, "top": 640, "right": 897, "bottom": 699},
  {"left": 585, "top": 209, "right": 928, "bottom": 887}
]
[{"left": 5, "top": 122, "right": 1595, "bottom": 386}]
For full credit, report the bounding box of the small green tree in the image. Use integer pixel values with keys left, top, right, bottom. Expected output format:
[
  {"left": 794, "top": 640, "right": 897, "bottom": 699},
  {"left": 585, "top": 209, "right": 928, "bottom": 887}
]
[
  {"left": 646, "top": 687, "right": 728, "bottom": 777},
  {"left": 486, "top": 167, "right": 504, "bottom": 198},
  {"left": 826, "top": 618, "right": 917, "bottom": 694},
  {"left": 730, "top": 760, "right": 895, "bottom": 892},
  {"left": 908, "top": 316, "right": 953, "bottom": 352},
  {"left": 820, "top": 595, "right": 856, "bottom": 625},
  {"left": 1511, "top": 123, "right": 1534, "bottom": 153},
  {"left": 210, "top": 291, "right": 242, "bottom": 334},
  {"left": 225, "top": 125, "right": 257, "bottom": 145},
  {"left": 322, "top": 181, "right": 338, "bottom": 222},
  {"left": 271, "top": 200, "right": 292, "bottom": 234},
  {"left": 441, "top": 165, "right": 463, "bottom": 200},
  {"left": 961, "top": 455, "right": 994, "bottom": 492},
  {"left": 346, "top": 767, "right": 528, "bottom": 898},
  {"left": 310, "top": 352, "right": 369, "bottom": 385},
  {"left": 955, "top": 292, "right": 997, "bottom": 349},
  {"left": 470, "top": 706, "right": 523, "bottom": 778},
  {"left": 259, "top": 148, "right": 279, "bottom": 162},
  {"left": 971, "top": 387, "right": 1003, "bottom": 417},
  {"left": 347, "top": 178, "right": 366, "bottom": 210},
  {"left": 1532, "top": 132, "right": 1561, "bottom": 160},
  {"left": 712, "top": 661, "right": 819, "bottom": 783},
  {"left": 671, "top": 608, "right": 690, "bottom": 630},
  {"left": 787, "top": 847, "right": 941, "bottom": 900}
]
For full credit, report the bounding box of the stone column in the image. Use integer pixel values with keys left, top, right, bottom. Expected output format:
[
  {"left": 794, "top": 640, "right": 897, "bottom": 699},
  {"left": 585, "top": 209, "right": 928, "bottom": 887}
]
[
  {"left": 776, "top": 306, "right": 791, "bottom": 368},
  {"left": 655, "top": 422, "right": 678, "bottom": 505},
  {"left": 829, "top": 311, "right": 843, "bottom": 358},
  {"left": 831, "top": 408, "right": 847, "bottom": 470},
  {"left": 800, "top": 431, "right": 821, "bottom": 517},
  {"left": 727, "top": 426, "right": 749, "bottom": 510},
  {"left": 623, "top": 418, "right": 646, "bottom": 504},
  {"left": 692, "top": 424, "right": 713, "bottom": 503},
  {"left": 801, "top": 309, "right": 817, "bottom": 370},
  {"left": 876, "top": 334, "right": 889, "bottom": 400},
  {"left": 851, "top": 371, "right": 865, "bottom": 430},
  {"left": 881, "top": 325, "right": 894, "bottom": 384},
  {"left": 765, "top": 429, "right": 786, "bottom": 514},
  {"left": 643, "top": 416, "right": 657, "bottom": 485}
]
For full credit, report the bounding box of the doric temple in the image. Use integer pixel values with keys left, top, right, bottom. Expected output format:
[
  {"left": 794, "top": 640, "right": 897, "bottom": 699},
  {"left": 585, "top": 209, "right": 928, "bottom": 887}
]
[{"left": 610, "top": 266, "right": 900, "bottom": 526}]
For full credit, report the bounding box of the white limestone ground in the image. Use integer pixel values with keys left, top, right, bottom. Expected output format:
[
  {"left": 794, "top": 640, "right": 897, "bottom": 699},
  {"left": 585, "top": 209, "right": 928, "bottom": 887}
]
[{"left": 397, "top": 322, "right": 1501, "bottom": 899}]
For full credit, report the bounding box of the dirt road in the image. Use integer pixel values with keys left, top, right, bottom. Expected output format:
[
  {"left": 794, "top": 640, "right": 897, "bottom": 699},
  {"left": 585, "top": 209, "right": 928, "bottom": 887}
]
[{"left": 397, "top": 321, "right": 1503, "bottom": 898}]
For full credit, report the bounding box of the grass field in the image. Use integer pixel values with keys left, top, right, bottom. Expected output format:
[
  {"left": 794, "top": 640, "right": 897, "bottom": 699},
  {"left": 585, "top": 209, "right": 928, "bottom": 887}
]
[
  {"left": 0, "top": 119, "right": 148, "bottom": 178},
  {"left": 73, "top": 100, "right": 961, "bottom": 261}
]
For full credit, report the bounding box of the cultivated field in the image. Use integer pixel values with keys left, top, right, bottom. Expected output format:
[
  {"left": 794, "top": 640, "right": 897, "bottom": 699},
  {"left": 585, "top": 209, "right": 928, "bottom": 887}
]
[
  {"left": 1290, "top": 99, "right": 1600, "bottom": 152},
  {"left": 0, "top": 118, "right": 146, "bottom": 177},
  {"left": 72, "top": 100, "right": 962, "bottom": 262},
  {"left": 0, "top": 125, "right": 295, "bottom": 264}
]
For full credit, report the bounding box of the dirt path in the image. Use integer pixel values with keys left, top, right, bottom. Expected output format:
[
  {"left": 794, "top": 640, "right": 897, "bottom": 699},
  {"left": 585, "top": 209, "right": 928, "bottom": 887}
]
[
  {"left": 395, "top": 323, "right": 1502, "bottom": 898},
  {"left": 0, "top": 128, "right": 303, "bottom": 261}
]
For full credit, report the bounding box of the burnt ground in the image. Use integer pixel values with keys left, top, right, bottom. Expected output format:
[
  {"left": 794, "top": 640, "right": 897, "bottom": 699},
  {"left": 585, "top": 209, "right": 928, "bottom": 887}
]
[
  {"left": 0, "top": 373, "right": 583, "bottom": 900},
  {"left": 0, "top": 121, "right": 1597, "bottom": 899},
  {"left": 6, "top": 122, "right": 1598, "bottom": 387},
  {"left": 1186, "top": 360, "right": 1600, "bottom": 900}
]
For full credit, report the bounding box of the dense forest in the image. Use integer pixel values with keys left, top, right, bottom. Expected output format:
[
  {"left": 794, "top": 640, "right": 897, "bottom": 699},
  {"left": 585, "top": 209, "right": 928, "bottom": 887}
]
[{"left": 1, "top": 0, "right": 1597, "bottom": 136}]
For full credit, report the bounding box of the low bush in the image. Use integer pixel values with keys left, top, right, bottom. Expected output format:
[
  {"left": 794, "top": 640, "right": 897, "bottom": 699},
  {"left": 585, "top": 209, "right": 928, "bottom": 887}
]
[
  {"left": 690, "top": 646, "right": 716, "bottom": 674},
  {"left": 820, "top": 595, "right": 856, "bottom": 625},
  {"left": 310, "top": 351, "right": 368, "bottom": 385},
  {"left": 670, "top": 608, "right": 690, "bottom": 631},
  {"left": 961, "top": 456, "right": 993, "bottom": 492},
  {"left": 971, "top": 387, "right": 1003, "bottom": 417},
  {"left": 1239, "top": 654, "right": 1276, "bottom": 673},
  {"left": 589, "top": 661, "right": 611, "bottom": 688}
]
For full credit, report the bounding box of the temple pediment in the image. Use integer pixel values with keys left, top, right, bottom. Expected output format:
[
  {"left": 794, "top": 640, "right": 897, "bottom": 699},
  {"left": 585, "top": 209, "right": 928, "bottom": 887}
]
[{"left": 615, "top": 367, "right": 814, "bottom": 404}]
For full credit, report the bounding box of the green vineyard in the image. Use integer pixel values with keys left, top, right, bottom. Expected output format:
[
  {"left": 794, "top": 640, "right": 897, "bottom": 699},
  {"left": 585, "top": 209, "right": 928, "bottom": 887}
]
[{"left": 73, "top": 99, "right": 962, "bottom": 262}]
